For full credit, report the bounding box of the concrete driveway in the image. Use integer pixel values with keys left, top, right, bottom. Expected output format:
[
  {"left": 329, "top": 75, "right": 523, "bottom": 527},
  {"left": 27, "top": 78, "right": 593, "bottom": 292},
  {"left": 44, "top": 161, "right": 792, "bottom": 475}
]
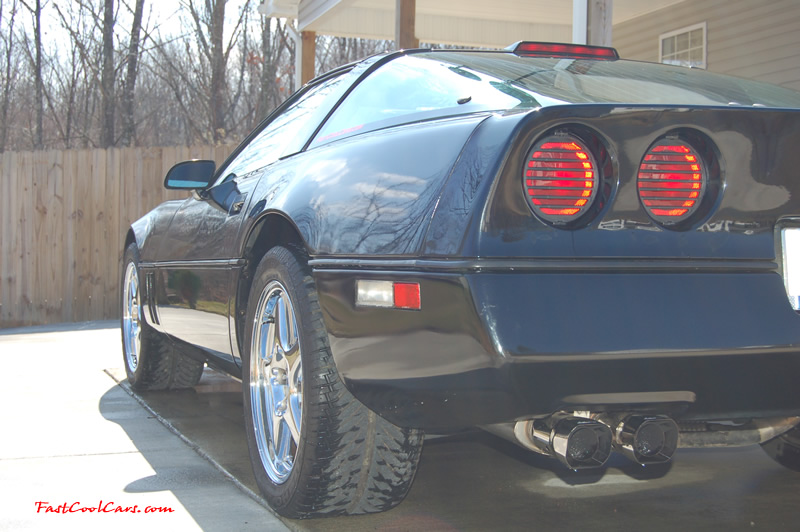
[
  {"left": 3, "top": 322, "right": 800, "bottom": 531},
  {"left": 0, "top": 322, "right": 287, "bottom": 532}
]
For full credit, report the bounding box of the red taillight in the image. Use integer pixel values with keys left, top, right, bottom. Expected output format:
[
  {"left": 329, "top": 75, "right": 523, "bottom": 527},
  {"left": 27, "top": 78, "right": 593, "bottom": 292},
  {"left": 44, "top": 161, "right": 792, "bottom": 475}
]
[
  {"left": 512, "top": 42, "right": 619, "bottom": 60},
  {"left": 524, "top": 136, "right": 599, "bottom": 223},
  {"left": 393, "top": 282, "right": 421, "bottom": 310},
  {"left": 637, "top": 140, "right": 706, "bottom": 224},
  {"left": 355, "top": 280, "right": 421, "bottom": 310}
]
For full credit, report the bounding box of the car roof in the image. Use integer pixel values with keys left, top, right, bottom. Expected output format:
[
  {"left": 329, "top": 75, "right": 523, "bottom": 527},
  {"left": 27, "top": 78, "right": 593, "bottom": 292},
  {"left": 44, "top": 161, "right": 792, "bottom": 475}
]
[{"left": 326, "top": 45, "right": 800, "bottom": 109}]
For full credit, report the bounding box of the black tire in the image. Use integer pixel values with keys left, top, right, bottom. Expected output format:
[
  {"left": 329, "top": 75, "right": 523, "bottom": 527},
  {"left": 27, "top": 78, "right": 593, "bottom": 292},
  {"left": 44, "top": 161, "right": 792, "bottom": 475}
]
[
  {"left": 121, "top": 242, "right": 204, "bottom": 391},
  {"left": 242, "top": 246, "right": 423, "bottom": 519},
  {"left": 762, "top": 425, "right": 800, "bottom": 471}
]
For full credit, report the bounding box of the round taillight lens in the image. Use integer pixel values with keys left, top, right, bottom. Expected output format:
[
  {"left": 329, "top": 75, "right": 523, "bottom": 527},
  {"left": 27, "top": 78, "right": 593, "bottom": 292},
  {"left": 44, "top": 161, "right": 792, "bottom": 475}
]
[
  {"left": 524, "top": 136, "right": 599, "bottom": 224},
  {"left": 637, "top": 140, "right": 707, "bottom": 225}
]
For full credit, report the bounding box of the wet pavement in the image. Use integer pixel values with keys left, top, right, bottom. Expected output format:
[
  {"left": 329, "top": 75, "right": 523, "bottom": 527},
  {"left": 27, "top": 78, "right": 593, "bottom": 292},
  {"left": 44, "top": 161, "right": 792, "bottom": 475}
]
[
  {"left": 3, "top": 322, "right": 800, "bottom": 531},
  {"left": 126, "top": 374, "right": 800, "bottom": 532}
]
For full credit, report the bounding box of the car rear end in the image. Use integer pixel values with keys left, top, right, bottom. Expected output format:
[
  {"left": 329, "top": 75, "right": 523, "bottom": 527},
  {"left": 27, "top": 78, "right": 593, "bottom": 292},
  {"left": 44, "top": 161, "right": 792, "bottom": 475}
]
[{"left": 313, "top": 44, "right": 800, "bottom": 469}]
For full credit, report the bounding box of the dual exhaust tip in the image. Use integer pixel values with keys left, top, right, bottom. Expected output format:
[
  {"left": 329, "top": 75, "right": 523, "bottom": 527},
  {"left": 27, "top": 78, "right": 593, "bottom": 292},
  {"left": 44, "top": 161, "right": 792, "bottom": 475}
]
[{"left": 519, "top": 413, "right": 679, "bottom": 470}]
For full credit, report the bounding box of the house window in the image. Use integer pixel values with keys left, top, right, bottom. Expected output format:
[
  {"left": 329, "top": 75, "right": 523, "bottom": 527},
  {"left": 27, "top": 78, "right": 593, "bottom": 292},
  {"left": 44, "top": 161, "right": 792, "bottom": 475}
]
[{"left": 659, "top": 22, "right": 707, "bottom": 69}]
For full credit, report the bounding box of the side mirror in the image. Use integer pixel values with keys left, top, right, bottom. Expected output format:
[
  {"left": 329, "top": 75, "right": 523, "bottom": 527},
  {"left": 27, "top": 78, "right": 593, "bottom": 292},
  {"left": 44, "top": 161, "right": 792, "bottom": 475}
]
[{"left": 164, "top": 160, "right": 217, "bottom": 190}]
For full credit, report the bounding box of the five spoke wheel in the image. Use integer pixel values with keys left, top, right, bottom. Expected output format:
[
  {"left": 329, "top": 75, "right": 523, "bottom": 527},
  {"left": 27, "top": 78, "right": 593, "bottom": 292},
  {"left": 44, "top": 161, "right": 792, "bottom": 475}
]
[
  {"left": 242, "top": 246, "right": 422, "bottom": 518},
  {"left": 122, "top": 261, "right": 141, "bottom": 373},
  {"left": 250, "top": 280, "right": 303, "bottom": 484}
]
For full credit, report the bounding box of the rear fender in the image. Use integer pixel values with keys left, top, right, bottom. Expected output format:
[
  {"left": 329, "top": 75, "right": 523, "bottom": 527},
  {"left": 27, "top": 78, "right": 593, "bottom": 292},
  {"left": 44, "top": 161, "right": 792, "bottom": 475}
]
[{"left": 241, "top": 114, "right": 490, "bottom": 257}]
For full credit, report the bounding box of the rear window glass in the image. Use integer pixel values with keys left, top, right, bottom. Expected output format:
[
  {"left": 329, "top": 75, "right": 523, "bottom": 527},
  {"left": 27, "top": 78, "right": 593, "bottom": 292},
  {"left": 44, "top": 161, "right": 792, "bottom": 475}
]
[
  {"left": 436, "top": 52, "right": 800, "bottom": 108},
  {"left": 312, "top": 51, "right": 800, "bottom": 147}
]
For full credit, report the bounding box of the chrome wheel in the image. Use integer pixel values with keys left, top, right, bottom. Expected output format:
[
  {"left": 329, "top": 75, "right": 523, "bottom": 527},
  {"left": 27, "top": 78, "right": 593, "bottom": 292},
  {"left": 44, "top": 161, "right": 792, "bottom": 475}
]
[
  {"left": 242, "top": 247, "right": 423, "bottom": 518},
  {"left": 250, "top": 280, "right": 303, "bottom": 484},
  {"left": 122, "top": 261, "right": 141, "bottom": 372}
]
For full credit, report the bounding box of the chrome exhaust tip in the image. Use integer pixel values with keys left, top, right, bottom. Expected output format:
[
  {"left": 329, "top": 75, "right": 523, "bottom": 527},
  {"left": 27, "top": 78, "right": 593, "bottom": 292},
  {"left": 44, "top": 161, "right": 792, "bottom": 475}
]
[
  {"left": 615, "top": 415, "right": 679, "bottom": 465},
  {"left": 528, "top": 415, "right": 613, "bottom": 470}
]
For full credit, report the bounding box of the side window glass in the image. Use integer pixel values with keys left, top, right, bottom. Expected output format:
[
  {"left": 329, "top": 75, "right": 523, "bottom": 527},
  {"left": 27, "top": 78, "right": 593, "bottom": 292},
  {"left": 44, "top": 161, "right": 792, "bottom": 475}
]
[{"left": 213, "top": 73, "right": 348, "bottom": 185}]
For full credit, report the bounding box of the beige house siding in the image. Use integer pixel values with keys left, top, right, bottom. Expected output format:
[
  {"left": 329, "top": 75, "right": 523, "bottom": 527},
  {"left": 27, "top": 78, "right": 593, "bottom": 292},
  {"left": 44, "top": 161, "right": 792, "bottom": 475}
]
[{"left": 613, "top": 0, "right": 800, "bottom": 91}]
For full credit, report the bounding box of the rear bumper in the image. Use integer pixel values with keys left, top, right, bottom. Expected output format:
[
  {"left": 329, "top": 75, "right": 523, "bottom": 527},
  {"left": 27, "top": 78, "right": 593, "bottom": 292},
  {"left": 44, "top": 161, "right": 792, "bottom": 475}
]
[{"left": 313, "top": 264, "right": 800, "bottom": 431}]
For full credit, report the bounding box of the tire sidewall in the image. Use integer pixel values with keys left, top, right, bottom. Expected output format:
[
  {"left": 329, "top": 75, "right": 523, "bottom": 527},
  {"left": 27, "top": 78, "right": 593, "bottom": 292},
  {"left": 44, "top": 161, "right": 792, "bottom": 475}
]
[{"left": 241, "top": 246, "right": 316, "bottom": 513}]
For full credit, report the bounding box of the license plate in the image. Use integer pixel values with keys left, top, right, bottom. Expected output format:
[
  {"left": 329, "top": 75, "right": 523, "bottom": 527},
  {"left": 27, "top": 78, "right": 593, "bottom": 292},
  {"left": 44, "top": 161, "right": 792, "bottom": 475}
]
[{"left": 781, "top": 227, "right": 800, "bottom": 310}]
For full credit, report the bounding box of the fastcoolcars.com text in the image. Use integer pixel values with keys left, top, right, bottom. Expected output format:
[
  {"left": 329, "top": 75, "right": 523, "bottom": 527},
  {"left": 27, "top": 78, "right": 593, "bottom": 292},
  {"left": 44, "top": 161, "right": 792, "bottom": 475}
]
[{"left": 35, "top": 501, "right": 174, "bottom": 514}]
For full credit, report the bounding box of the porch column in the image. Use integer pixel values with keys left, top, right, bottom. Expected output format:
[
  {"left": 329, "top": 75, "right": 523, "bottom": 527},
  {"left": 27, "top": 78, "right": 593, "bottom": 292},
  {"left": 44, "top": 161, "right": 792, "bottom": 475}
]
[
  {"left": 572, "top": 0, "right": 613, "bottom": 47},
  {"left": 301, "top": 30, "right": 316, "bottom": 85},
  {"left": 395, "top": 0, "right": 419, "bottom": 49}
]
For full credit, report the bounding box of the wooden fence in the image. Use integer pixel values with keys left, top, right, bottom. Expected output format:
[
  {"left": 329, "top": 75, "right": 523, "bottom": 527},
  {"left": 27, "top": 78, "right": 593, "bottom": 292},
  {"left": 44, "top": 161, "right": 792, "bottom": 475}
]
[{"left": 0, "top": 145, "right": 237, "bottom": 328}]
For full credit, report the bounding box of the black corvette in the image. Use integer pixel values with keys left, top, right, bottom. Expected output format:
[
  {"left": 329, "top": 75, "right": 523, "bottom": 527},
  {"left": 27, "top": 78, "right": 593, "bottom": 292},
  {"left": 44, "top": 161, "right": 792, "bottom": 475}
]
[{"left": 121, "top": 42, "right": 800, "bottom": 518}]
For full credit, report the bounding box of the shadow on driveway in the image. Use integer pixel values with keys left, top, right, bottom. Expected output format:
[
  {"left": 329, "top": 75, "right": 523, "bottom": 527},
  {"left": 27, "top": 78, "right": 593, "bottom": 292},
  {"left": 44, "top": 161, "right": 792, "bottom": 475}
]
[
  {"left": 99, "top": 368, "right": 287, "bottom": 531},
  {"left": 0, "top": 321, "right": 287, "bottom": 532}
]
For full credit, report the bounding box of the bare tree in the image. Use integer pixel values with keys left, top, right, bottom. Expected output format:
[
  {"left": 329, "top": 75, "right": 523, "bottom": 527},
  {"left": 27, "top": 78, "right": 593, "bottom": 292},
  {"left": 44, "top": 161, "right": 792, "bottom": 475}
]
[
  {"left": 52, "top": 0, "right": 103, "bottom": 148},
  {"left": 0, "top": 0, "right": 19, "bottom": 152},
  {"left": 100, "top": 0, "right": 114, "bottom": 147},
  {"left": 46, "top": 4, "right": 93, "bottom": 148},
  {"left": 120, "top": 0, "right": 145, "bottom": 146},
  {"left": 256, "top": 16, "right": 290, "bottom": 125},
  {"left": 0, "top": 0, "right": 308, "bottom": 150},
  {"left": 19, "top": 0, "right": 44, "bottom": 148},
  {"left": 316, "top": 36, "right": 392, "bottom": 75},
  {"left": 208, "top": 0, "right": 226, "bottom": 142},
  {"left": 182, "top": 0, "right": 250, "bottom": 143}
]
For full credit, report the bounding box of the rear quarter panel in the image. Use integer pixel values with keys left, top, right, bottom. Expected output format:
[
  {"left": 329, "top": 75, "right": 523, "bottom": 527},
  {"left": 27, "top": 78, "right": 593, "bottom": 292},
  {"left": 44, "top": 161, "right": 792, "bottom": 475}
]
[{"left": 241, "top": 114, "right": 492, "bottom": 257}]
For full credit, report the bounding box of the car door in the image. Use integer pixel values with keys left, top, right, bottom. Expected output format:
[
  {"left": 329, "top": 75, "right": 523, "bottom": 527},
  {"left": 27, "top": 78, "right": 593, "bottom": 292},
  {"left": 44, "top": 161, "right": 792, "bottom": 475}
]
[
  {"left": 153, "top": 69, "right": 354, "bottom": 362},
  {"left": 153, "top": 169, "right": 255, "bottom": 361}
]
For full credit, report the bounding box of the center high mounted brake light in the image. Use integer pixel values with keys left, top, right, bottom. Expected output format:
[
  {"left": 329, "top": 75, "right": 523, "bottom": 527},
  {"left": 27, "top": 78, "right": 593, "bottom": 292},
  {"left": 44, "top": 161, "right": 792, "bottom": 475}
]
[{"left": 509, "top": 41, "right": 619, "bottom": 60}]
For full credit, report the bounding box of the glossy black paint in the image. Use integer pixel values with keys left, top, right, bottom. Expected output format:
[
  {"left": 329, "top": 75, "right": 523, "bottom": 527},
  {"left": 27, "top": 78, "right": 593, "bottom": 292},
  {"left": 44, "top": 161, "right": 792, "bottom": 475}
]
[
  {"left": 127, "top": 48, "right": 800, "bottom": 432},
  {"left": 306, "top": 105, "right": 800, "bottom": 429},
  {"left": 426, "top": 105, "right": 800, "bottom": 260},
  {"left": 239, "top": 113, "right": 486, "bottom": 256},
  {"left": 311, "top": 265, "right": 800, "bottom": 430},
  {"left": 135, "top": 171, "right": 261, "bottom": 363}
]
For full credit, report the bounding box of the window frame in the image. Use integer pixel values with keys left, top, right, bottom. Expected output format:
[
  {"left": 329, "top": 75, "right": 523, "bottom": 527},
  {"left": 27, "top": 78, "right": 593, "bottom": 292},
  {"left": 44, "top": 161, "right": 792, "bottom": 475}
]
[
  {"left": 308, "top": 53, "right": 535, "bottom": 149},
  {"left": 209, "top": 66, "right": 355, "bottom": 188},
  {"left": 659, "top": 21, "right": 707, "bottom": 69}
]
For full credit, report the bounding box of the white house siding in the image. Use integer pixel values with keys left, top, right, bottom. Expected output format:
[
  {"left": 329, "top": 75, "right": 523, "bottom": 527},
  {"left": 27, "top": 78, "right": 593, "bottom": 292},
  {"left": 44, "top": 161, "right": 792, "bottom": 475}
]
[{"left": 612, "top": 0, "right": 800, "bottom": 92}]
